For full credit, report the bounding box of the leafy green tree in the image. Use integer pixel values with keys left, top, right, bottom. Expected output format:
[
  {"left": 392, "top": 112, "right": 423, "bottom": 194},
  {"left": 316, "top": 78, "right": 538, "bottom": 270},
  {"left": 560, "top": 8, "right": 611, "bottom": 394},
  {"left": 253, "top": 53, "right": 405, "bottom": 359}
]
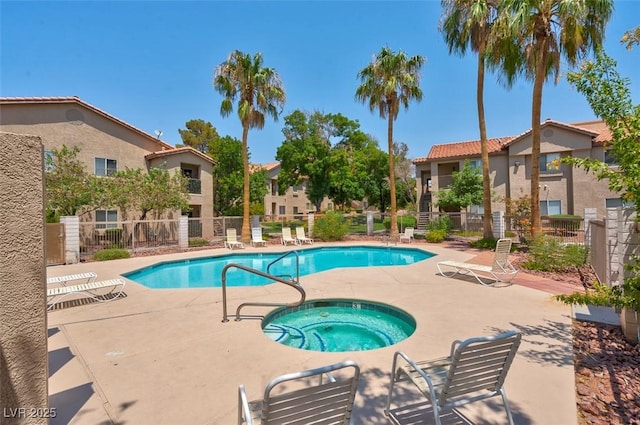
[
  {"left": 491, "top": 0, "right": 613, "bottom": 237},
  {"left": 177, "top": 119, "right": 219, "bottom": 153},
  {"left": 356, "top": 47, "right": 425, "bottom": 239},
  {"left": 440, "top": 0, "right": 500, "bottom": 238},
  {"left": 249, "top": 168, "right": 268, "bottom": 215},
  {"left": 394, "top": 142, "right": 416, "bottom": 209},
  {"left": 208, "top": 135, "right": 244, "bottom": 215},
  {"left": 435, "top": 159, "right": 483, "bottom": 211},
  {"left": 621, "top": 25, "right": 640, "bottom": 50},
  {"left": 214, "top": 50, "right": 286, "bottom": 242},
  {"left": 45, "top": 145, "right": 93, "bottom": 217}
]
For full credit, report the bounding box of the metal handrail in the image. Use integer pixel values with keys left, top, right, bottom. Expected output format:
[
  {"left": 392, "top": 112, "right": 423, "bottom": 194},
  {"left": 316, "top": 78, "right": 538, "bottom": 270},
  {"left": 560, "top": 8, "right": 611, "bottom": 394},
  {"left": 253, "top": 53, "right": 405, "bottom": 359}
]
[
  {"left": 221, "top": 263, "right": 305, "bottom": 323},
  {"left": 266, "top": 250, "right": 300, "bottom": 283}
]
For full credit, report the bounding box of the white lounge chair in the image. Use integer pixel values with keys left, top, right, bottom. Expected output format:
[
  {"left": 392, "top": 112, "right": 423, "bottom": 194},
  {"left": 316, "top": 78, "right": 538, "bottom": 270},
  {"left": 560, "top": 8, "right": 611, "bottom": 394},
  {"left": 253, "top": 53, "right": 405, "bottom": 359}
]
[
  {"left": 385, "top": 331, "right": 522, "bottom": 425},
  {"left": 225, "top": 228, "right": 245, "bottom": 250},
  {"left": 295, "top": 226, "right": 313, "bottom": 244},
  {"left": 281, "top": 227, "right": 298, "bottom": 246},
  {"left": 437, "top": 238, "right": 518, "bottom": 285},
  {"left": 47, "top": 278, "right": 126, "bottom": 310},
  {"left": 47, "top": 272, "right": 97, "bottom": 286},
  {"left": 250, "top": 227, "right": 267, "bottom": 247},
  {"left": 238, "top": 360, "right": 360, "bottom": 425},
  {"left": 399, "top": 227, "right": 415, "bottom": 243}
]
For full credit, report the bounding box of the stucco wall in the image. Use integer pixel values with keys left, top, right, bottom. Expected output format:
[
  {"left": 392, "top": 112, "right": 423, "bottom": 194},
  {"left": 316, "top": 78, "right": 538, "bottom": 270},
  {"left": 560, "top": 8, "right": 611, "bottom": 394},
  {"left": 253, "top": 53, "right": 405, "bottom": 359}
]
[{"left": 0, "top": 132, "right": 49, "bottom": 424}]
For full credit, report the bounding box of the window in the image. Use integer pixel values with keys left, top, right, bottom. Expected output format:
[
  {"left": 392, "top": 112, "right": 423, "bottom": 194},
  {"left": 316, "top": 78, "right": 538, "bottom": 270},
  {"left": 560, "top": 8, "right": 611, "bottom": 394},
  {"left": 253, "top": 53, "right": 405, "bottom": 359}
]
[
  {"left": 95, "top": 157, "right": 117, "bottom": 176},
  {"left": 293, "top": 206, "right": 299, "bottom": 214},
  {"left": 278, "top": 205, "right": 286, "bottom": 215},
  {"left": 469, "top": 159, "right": 482, "bottom": 169},
  {"left": 44, "top": 151, "right": 55, "bottom": 172},
  {"left": 540, "top": 153, "right": 560, "bottom": 172},
  {"left": 469, "top": 205, "right": 484, "bottom": 215},
  {"left": 95, "top": 210, "right": 118, "bottom": 229},
  {"left": 604, "top": 150, "right": 619, "bottom": 166},
  {"left": 605, "top": 198, "right": 633, "bottom": 208},
  {"left": 540, "top": 200, "right": 561, "bottom": 216}
]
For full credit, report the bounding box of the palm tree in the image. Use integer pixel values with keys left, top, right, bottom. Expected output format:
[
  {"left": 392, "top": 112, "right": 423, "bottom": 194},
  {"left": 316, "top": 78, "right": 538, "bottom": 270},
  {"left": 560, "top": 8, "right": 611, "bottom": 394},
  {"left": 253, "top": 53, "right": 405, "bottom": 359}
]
[
  {"left": 440, "top": 0, "right": 500, "bottom": 239},
  {"left": 214, "top": 50, "right": 285, "bottom": 242},
  {"left": 491, "top": 0, "right": 613, "bottom": 237},
  {"left": 355, "top": 47, "right": 425, "bottom": 240}
]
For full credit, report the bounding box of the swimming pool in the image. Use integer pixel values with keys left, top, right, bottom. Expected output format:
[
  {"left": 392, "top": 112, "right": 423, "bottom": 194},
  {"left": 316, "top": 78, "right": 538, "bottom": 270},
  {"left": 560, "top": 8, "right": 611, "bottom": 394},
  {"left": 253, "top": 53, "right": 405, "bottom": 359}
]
[
  {"left": 262, "top": 299, "right": 416, "bottom": 352},
  {"left": 124, "top": 246, "right": 434, "bottom": 289}
]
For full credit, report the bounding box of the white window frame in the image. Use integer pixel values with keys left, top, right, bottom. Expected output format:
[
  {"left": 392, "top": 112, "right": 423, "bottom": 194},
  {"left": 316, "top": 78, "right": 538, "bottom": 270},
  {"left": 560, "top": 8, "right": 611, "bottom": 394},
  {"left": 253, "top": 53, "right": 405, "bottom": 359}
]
[
  {"left": 95, "top": 210, "right": 118, "bottom": 229},
  {"left": 95, "top": 157, "right": 117, "bottom": 176},
  {"left": 540, "top": 200, "right": 561, "bottom": 216},
  {"left": 540, "top": 153, "right": 561, "bottom": 173}
]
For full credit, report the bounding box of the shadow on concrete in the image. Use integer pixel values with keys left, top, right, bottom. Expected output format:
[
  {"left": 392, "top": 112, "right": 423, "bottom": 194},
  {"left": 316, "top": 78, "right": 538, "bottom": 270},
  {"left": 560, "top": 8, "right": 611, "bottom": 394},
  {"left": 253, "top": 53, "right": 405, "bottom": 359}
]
[
  {"left": 49, "top": 382, "right": 94, "bottom": 425},
  {"left": 48, "top": 347, "right": 74, "bottom": 378}
]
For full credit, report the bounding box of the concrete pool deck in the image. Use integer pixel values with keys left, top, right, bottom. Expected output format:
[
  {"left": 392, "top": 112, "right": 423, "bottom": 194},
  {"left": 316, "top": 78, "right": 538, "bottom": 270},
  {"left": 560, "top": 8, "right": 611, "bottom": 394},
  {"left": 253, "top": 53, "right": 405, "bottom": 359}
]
[{"left": 47, "top": 241, "right": 578, "bottom": 425}]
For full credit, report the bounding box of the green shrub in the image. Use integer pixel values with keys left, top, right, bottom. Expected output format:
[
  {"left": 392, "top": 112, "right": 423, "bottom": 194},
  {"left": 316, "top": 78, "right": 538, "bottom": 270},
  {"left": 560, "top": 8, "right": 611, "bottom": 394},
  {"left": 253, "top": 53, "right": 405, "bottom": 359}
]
[
  {"left": 189, "top": 238, "right": 209, "bottom": 247},
  {"left": 383, "top": 215, "right": 417, "bottom": 231},
  {"left": 313, "top": 211, "right": 349, "bottom": 241},
  {"left": 521, "top": 235, "right": 587, "bottom": 272},
  {"left": 427, "top": 216, "right": 453, "bottom": 233},
  {"left": 469, "top": 237, "right": 498, "bottom": 250},
  {"left": 93, "top": 248, "right": 130, "bottom": 261},
  {"left": 426, "top": 229, "right": 446, "bottom": 243}
]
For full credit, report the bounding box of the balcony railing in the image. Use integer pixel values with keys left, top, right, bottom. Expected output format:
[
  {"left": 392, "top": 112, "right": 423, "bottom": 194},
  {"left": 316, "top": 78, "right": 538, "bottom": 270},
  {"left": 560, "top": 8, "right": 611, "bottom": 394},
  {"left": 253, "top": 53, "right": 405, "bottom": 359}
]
[{"left": 187, "top": 178, "right": 201, "bottom": 194}]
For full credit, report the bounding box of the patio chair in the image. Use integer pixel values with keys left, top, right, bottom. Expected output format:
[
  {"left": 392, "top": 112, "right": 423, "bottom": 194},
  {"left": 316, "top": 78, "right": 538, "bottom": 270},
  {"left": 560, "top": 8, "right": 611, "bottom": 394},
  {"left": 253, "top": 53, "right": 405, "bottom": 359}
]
[
  {"left": 281, "top": 227, "right": 298, "bottom": 246},
  {"left": 399, "top": 227, "right": 415, "bottom": 243},
  {"left": 238, "top": 360, "right": 360, "bottom": 425},
  {"left": 295, "top": 226, "right": 313, "bottom": 244},
  {"left": 47, "top": 278, "right": 127, "bottom": 310},
  {"left": 251, "top": 227, "right": 268, "bottom": 247},
  {"left": 437, "top": 238, "right": 518, "bottom": 285},
  {"left": 47, "top": 272, "right": 97, "bottom": 286},
  {"left": 385, "top": 330, "right": 522, "bottom": 425},
  {"left": 225, "top": 228, "right": 245, "bottom": 250}
]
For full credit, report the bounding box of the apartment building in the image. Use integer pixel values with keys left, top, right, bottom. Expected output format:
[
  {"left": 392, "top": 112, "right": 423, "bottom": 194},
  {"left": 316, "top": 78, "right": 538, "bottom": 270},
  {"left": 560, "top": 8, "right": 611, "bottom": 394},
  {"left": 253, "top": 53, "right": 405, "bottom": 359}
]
[
  {"left": 414, "top": 119, "right": 623, "bottom": 219},
  {"left": 0, "top": 96, "right": 215, "bottom": 236}
]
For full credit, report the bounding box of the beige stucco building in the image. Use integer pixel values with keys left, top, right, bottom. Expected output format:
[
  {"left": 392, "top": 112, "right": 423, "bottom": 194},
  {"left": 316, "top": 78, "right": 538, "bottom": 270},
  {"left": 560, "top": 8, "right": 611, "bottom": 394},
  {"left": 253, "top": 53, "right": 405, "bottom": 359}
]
[
  {"left": 414, "top": 119, "right": 623, "bottom": 219},
  {"left": 0, "top": 96, "right": 215, "bottom": 236}
]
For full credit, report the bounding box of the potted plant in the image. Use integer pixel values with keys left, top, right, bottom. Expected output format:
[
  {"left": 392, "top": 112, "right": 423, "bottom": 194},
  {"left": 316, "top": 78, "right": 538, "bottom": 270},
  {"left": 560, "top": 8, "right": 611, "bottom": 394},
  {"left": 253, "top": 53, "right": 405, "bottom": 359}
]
[{"left": 556, "top": 256, "right": 640, "bottom": 343}]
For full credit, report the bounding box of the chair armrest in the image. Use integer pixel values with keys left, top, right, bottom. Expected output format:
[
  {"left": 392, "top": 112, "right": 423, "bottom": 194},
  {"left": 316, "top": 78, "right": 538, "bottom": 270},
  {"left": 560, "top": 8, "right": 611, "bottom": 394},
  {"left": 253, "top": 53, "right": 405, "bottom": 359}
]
[
  {"left": 238, "top": 385, "right": 253, "bottom": 425},
  {"left": 449, "top": 339, "right": 463, "bottom": 357},
  {"left": 391, "top": 351, "right": 438, "bottom": 397}
]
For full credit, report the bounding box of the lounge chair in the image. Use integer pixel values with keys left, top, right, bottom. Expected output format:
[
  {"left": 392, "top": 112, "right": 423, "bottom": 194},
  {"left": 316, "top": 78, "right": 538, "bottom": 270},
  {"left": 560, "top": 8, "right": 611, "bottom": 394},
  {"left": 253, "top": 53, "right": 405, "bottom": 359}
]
[
  {"left": 385, "top": 331, "right": 522, "bottom": 425},
  {"left": 250, "top": 227, "right": 267, "bottom": 247},
  {"left": 437, "top": 238, "right": 518, "bottom": 285},
  {"left": 47, "top": 272, "right": 97, "bottom": 286},
  {"left": 281, "top": 227, "right": 298, "bottom": 246},
  {"left": 225, "top": 228, "right": 245, "bottom": 250},
  {"left": 295, "top": 226, "right": 313, "bottom": 244},
  {"left": 399, "top": 227, "right": 415, "bottom": 243},
  {"left": 47, "top": 278, "right": 127, "bottom": 310},
  {"left": 238, "top": 360, "right": 360, "bottom": 425}
]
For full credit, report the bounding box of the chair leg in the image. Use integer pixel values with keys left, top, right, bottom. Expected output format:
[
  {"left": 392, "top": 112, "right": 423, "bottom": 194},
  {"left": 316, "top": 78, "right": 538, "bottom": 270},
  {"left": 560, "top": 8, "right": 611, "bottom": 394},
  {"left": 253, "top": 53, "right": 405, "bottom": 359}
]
[{"left": 500, "top": 388, "right": 515, "bottom": 425}]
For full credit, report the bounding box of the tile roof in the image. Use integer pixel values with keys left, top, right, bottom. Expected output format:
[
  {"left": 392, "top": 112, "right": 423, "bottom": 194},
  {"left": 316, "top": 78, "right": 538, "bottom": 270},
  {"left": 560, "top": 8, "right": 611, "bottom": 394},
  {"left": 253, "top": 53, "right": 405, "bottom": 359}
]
[
  {"left": 145, "top": 146, "right": 215, "bottom": 164},
  {"left": 0, "top": 96, "right": 175, "bottom": 151},
  {"left": 250, "top": 161, "right": 280, "bottom": 172},
  {"left": 414, "top": 119, "right": 611, "bottom": 163}
]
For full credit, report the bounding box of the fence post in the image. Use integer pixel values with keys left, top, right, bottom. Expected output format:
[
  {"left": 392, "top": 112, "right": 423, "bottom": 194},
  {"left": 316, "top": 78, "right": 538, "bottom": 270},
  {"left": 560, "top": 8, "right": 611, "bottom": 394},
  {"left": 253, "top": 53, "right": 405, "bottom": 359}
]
[
  {"left": 308, "top": 213, "right": 315, "bottom": 237},
  {"left": 583, "top": 208, "right": 597, "bottom": 247},
  {"left": 178, "top": 215, "right": 189, "bottom": 248},
  {"left": 60, "top": 215, "right": 80, "bottom": 264},
  {"left": 492, "top": 211, "right": 504, "bottom": 239}
]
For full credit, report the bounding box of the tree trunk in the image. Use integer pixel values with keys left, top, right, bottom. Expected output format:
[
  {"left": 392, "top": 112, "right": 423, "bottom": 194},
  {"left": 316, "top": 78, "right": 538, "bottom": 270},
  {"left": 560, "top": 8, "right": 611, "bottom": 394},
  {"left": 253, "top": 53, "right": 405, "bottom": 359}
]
[
  {"left": 241, "top": 124, "right": 251, "bottom": 243},
  {"left": 388, "top": 114, "right": 398, "bottom": 240},
  {"left": 530, "top": 44, "right": 547, "bottom": 239},
  {"left": 477, "top": 50, "right": 493, "bottom": 239}
]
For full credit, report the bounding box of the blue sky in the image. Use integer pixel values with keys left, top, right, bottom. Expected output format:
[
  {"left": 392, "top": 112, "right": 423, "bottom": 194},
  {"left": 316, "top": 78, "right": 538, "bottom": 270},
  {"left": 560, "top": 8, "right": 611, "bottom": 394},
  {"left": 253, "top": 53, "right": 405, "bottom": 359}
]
[{"left": 1, "top": 1, "right": 638, "bottom": 164}]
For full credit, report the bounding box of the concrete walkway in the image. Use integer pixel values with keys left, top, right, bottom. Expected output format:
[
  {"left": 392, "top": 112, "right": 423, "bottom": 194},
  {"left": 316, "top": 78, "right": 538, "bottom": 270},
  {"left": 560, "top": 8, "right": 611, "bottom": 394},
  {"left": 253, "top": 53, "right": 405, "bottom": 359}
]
[{"left": 47, "top": 242, "right": 578, "bottom": 425}]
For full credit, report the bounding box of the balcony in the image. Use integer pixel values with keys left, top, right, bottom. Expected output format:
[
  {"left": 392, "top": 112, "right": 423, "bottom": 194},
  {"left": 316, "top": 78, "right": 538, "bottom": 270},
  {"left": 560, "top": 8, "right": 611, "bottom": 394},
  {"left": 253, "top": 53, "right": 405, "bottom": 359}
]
[{"left": 187, "top": 178, "right": 201, "bottom": 194}]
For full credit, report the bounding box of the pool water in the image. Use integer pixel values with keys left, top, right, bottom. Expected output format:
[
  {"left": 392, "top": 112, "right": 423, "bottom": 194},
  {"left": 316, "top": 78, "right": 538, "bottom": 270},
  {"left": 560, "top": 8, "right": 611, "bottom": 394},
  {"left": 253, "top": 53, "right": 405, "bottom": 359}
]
[
  {"left": 262, "top": 299, "right": 416, "bottom": 352},
  {"left": 124, "top": 246, "right": 433, "bottom": 289}
]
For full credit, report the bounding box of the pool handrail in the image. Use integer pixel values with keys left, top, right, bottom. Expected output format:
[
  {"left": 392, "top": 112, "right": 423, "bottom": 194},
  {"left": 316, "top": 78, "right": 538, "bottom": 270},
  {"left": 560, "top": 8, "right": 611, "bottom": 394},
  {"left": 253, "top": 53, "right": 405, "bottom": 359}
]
[
  {"left": 266, "top": 250, "right": 300, "bottom": 283},
  {"left": 221, "top": 262, "right": 306, "bottom": 323}
]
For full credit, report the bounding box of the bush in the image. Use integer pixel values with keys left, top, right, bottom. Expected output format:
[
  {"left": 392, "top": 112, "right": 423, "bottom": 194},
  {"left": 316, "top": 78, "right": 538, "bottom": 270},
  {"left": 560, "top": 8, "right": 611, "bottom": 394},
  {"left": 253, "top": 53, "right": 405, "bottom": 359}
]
[
  {"left": 521, "top": 235, "right": 587, "bottom": 272},
  {"left": 426, "top": 229, "right": 446, "bottom": 243},
  {"left": 189, "top": 238, "right": 209, "bottom": 247},
  {"left": 427, "top": 216, "right": 453, "bottom": 233},
  {"left": 469, "top": 237, "right": 498, "bottom": 250},
  {"left": 313, "top": 211, "right": 349, "bottom": 241},
  {"left": 93, "top": 248, "right": 130, "bottom": 261},
  {"left": 383, "top": 215, "right": 417, "bottom": 231}
]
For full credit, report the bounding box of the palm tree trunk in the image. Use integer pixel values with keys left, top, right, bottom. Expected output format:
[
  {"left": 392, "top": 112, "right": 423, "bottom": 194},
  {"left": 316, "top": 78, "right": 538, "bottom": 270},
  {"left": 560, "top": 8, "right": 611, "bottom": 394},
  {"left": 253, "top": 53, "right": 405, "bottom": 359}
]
[
  {"left": 477, "top": 50, "right": 493, "bottom": 239},
  {"left": 388, "top": 114, "right": 398, "bottom": 239},
  {"left": 241, "top": 124, "right": 251, "bottom": 243},
  {"left": 530, "top": 45, "right": 547, "bottom": 239}
]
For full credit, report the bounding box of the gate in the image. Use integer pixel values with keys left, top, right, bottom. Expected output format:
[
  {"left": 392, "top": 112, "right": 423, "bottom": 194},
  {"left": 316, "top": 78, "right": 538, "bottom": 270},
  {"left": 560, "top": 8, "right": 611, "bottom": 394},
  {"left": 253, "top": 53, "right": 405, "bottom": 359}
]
[{"left": 46, "top": 223, "right": 65, "bottom": 265}]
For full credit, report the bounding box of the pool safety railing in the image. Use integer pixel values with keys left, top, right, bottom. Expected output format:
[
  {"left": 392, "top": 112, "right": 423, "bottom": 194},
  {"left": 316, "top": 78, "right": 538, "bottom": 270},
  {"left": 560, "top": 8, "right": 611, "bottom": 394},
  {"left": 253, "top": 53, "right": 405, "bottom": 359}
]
[
  {"left": 221, "top": 255, "right": 305, "bottom": 322},
  {"left": 266, "top": 250, "right": 301, "bottom": 283}
]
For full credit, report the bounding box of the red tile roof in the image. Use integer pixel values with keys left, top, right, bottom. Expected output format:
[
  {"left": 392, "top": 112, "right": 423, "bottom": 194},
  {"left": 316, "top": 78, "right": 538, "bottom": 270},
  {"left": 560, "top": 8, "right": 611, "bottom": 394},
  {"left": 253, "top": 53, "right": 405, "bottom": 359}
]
[
  {"left": 414, "top": 137, "right": 513, "bottom": 163},
  {"left": 145, "top": 146, "right": 215, "bottom": 164},
  {"left": 0, "top": 96, "right": 175, "bottom": 150}
]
